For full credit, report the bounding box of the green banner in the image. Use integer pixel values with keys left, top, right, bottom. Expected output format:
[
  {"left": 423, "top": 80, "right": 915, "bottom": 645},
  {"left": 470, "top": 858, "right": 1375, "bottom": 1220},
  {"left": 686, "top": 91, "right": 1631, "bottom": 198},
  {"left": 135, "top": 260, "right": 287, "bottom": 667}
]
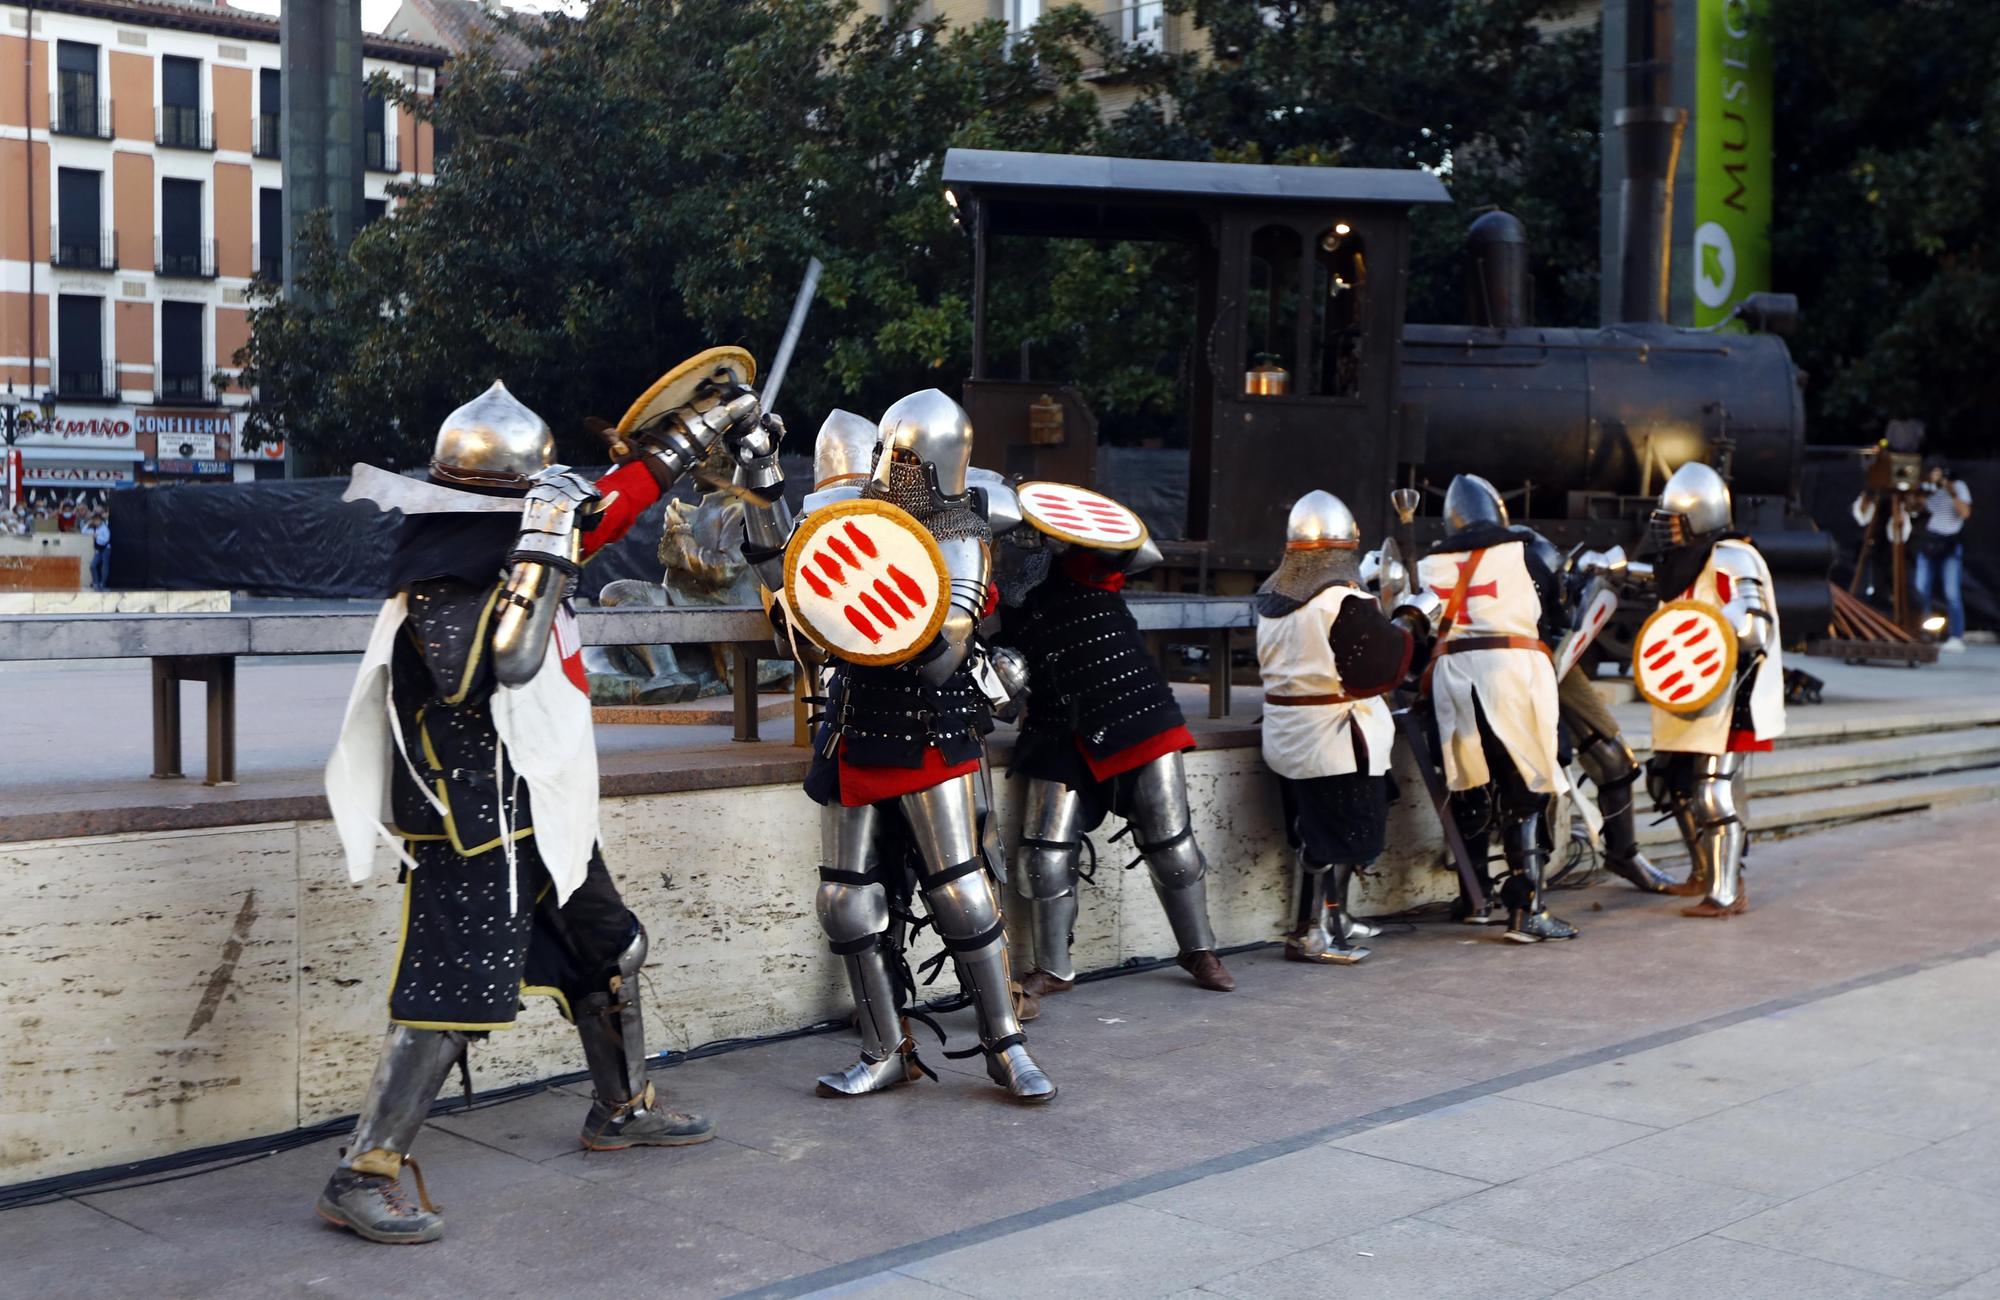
[{"left": 1692, "top": 0, "right": 1773, "bottom": 326}]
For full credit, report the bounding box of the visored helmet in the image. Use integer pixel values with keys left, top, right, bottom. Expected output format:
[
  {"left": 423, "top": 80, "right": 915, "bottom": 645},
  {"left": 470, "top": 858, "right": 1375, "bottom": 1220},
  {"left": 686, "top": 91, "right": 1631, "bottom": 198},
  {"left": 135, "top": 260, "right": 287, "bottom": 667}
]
[
  {"left": 813, "top": 409, "right": 879, "bottom": 490},
  {"left": 1284, "top": 490, "right": 1359, "bottom": 549},
  {"left": 1443, "top": 473, "right": 1508, "bottom": 531},
  {"left": 873, "top": 389, "right": 974, "bottom": 499},
  {"left": 1650, "top": 460, "right": 1732, "bottom": 547},
  {"left": 431, "top": 380, "right": 554, "bottom": 488}
]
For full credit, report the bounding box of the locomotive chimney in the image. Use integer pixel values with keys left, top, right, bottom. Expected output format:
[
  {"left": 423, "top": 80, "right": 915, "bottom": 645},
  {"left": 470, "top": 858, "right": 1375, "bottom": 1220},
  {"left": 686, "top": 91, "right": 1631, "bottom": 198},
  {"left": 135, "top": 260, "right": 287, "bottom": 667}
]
[
  {"left": 1614, "top": 0, "right": 1687, "bottom": 324},
  {"left": 1467, "top": 210, "right": 1530, "bottom": 329}
]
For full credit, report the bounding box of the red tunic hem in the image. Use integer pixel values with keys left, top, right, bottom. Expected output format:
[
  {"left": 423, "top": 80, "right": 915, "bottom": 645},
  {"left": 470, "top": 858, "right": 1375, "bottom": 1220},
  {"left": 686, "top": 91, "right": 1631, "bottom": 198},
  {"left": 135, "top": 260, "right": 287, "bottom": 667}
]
[
  {"left": 837, "top": 742, "right": 980, "bottom": 807},
  {"left": 1079, "top": 724, "right": 1196, "bottom": 783}
]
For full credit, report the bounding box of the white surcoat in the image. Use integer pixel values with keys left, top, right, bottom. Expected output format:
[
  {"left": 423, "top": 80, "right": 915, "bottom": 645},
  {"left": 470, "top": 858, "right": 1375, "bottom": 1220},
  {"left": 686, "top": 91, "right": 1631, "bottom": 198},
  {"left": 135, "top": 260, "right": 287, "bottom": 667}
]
[
  {"left": 1417, "top": 541, "right": 1567, "bottom": 795},
  {"left": 1650, "top": 538, "right": 1787, "bottom": 756},
  {"left": 1256, "top": 585, "right": 1396, "bottom": 780}
]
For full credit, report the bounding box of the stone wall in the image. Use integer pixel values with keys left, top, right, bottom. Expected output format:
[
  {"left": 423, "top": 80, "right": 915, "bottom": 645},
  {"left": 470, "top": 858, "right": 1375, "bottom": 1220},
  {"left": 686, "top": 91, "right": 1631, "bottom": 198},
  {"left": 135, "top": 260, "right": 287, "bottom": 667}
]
[{"left": 0, "top": 741, "right": 1456, "bottom": 1186}]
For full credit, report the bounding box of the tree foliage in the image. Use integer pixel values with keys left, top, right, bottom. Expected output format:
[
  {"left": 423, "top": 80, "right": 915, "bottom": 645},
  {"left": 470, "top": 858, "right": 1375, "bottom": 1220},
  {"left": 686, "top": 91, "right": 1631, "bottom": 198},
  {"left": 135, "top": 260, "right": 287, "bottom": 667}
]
[
  {"left": 1766, "top": 0, "right": 2000, "bottom": 453},
  {"left": 239, "top": 0, "right": 1602, "bottom": 468}
]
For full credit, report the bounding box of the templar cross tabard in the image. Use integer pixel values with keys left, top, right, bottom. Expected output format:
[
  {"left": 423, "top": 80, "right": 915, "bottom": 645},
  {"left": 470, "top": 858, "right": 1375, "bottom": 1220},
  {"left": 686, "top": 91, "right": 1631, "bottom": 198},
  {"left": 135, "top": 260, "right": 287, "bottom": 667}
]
[{"left": 1452, "top": 558, "right": 1500, "bottom": 604}]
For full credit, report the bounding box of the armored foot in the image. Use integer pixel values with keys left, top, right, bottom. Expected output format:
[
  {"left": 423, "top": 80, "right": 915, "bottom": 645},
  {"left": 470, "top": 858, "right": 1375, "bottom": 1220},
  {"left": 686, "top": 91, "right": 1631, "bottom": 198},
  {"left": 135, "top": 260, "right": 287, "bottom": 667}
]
[
  {"left": 1176, "top": 949, "right": 1236, "bottom": 991},
  {"left": 1603, "top": 850, "right": 1674, "bottom": 893},
  {"left": 986, "top": 1041, "right": 1057, "bottom": 1103},
  {"left": 815, "top": 1037, "right": 923, "bottom": 1098},
  {"left": 1504, "top": 909, "right": 1579, "bottom": 943}
]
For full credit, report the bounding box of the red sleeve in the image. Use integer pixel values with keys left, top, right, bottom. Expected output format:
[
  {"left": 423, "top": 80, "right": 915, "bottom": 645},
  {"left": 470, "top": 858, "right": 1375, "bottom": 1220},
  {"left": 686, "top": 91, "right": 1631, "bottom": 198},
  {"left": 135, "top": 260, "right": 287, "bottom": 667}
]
[{"left": 582, "top": 461, "right": 663, "bottom": 557}]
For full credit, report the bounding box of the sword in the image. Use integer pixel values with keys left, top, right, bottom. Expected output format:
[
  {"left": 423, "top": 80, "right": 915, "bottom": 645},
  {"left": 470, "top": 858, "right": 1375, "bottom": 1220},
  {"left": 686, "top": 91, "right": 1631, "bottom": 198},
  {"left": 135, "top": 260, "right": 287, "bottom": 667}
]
[
  {"left": 760, "top": 257, "right": 823, "bottom": 416},
  {"left": 341, "top": 462, "right": 525, "bottom": 515},
  {"left": 1380, "top": 486, "right": 1486, "bottom": 908}
]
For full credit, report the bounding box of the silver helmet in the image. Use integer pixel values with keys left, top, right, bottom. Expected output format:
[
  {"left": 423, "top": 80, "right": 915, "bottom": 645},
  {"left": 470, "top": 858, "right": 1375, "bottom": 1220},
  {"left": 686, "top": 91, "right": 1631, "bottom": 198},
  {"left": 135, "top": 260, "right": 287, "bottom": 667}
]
[
  {"left": 432, "top": 380, "right": 554, "bottom": 488},
  {"left": 873, "top": 388, "right": 973, "bottom": 499},
  {"left": 1651, "top": 460, "right": 1733, "bottom": 546},
  {"left": 1444, "top": 473, "right": 1507, "bottom": 531},
  {"left": 814, "top": 409, "right": 879, "bottom": 489},
  {"left": 1285, "top": 490, "right": 1359, "bottom": 548}
]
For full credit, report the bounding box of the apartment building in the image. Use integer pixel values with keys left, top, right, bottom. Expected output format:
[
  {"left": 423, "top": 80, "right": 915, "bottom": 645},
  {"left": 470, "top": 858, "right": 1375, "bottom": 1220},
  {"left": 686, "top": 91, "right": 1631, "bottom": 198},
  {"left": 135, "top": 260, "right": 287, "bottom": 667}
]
[{"left": 1, "top": 0, "right": 444, "bottom": 508}]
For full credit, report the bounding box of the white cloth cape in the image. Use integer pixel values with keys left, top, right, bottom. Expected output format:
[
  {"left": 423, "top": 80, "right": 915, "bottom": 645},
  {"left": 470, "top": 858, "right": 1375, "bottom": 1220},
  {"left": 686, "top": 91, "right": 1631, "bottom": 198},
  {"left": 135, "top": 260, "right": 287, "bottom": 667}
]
[
  {"left": 1417, "top": 543, "right": 1568, "bottom": 796},
  {"left": 1650, "top": 539, "right": 1787, "bottom": 756},
  {"left": 1255, "top": 585, "right": 1395, "bottom": 779},
  {"left": 323, "top": 596, "right": 601, "bottom": 904}
]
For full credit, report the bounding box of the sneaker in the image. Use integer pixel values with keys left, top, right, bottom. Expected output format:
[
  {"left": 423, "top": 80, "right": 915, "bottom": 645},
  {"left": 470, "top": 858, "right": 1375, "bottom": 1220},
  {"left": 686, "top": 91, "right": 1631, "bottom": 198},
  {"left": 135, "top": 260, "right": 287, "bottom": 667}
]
[
  {"left": 580, "top": 1082, "right": 715, "bottom": 1150},
  {"left": 315, "top": 1163, "right": 444, "bottom": 1245},
  {"left": 1940, "top": 637, "right": 1966, "bottom": 652}
]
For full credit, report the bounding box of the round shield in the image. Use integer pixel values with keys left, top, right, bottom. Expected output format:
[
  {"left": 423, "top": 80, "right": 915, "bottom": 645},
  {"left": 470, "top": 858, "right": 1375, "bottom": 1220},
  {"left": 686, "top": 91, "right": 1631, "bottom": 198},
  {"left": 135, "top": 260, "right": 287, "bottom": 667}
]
[
  {"left": 1633, "top": 599, "right": 1738, "bottom": 715},
  {"left": 1017, "top": 481, "right": 1147, "bottom": 551},
  {"left": 616, "top": 346, "right": 757, "bottom": 436},
  {"left": 783, "top": 499, "right": 950, "bottom": 667},
  {"left": 1371, "top": 536, "right": 1411, "bottom": 614}
]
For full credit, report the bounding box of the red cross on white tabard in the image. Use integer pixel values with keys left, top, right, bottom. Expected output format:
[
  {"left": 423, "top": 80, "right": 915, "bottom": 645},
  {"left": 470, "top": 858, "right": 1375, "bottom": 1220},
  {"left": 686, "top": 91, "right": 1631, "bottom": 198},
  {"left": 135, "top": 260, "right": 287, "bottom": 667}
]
[{"left": 1451, "top": 558, "right": 1500, "bottom": 604}]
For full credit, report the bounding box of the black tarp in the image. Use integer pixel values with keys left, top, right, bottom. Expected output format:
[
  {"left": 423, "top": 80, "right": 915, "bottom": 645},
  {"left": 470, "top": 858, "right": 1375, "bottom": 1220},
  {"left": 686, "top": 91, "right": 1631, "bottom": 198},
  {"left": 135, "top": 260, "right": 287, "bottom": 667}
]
[{"left": 107, "top": 457, "right": 816, "bottom": 600}]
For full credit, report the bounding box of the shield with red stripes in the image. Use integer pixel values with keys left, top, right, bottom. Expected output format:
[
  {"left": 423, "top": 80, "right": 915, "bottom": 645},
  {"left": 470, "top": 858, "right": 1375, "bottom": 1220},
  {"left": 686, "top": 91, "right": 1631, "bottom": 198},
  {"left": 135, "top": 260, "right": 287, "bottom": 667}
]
[
  {"left": 1633, "top": 599, "right": 1739, "bottom": 715},
  {"left": 782, "top": 498, "right": 950, "bottom": 666},
  {"left": 1017, "top": 481, "right": 1147, "bottom": 551}
]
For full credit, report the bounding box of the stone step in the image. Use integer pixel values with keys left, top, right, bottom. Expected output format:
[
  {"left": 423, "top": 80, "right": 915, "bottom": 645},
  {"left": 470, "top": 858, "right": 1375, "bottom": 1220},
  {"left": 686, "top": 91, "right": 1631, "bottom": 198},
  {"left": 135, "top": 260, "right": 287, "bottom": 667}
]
[
  {"left": 1635, "top": 764, "right": 2000, "bottom": 848},
  {"left": 1620, "top": 698, "right": 2000, "bottom": 755},
  {"left": 1747, "top": 727, "right": 2000, "bottom": 795}
]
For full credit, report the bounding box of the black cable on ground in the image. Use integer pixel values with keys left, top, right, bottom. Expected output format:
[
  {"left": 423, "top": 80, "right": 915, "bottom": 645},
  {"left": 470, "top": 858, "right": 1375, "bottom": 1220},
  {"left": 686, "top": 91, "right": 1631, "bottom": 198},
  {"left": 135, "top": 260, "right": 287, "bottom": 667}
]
[{"left": 0, "top": 939, "right": 1281, "bottom": 1214}]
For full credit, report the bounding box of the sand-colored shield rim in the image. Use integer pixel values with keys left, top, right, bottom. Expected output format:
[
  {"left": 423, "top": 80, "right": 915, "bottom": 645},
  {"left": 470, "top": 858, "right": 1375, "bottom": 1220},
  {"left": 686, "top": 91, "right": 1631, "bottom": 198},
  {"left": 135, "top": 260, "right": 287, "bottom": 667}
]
[
  {"left": 783, "top": 497, "right": 951, "bottom": 668},
  {"left": 616, "top": 346, "right": 757, "bottom": 436},
  {"left": 1016, "top": 480, "right": 1149, "bottom": 552},
  {"left": 1633, "top": 598, "right": 1739, "bottom": 715}
]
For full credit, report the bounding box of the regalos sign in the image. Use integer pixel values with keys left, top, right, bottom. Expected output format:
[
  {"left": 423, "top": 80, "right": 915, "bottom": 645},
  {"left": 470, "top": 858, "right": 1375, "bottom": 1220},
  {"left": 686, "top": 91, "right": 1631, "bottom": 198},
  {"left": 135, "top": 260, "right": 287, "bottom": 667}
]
[{"left": 1693, "top": 0, "right": 1773, "bottom": 326}]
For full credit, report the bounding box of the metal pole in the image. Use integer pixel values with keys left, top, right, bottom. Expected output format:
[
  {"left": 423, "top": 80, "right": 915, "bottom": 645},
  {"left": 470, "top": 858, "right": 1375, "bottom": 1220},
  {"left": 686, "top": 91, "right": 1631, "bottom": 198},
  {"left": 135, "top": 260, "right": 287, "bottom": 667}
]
[{"left": 23, "top": 0, "right": 38, "bottom": 394}]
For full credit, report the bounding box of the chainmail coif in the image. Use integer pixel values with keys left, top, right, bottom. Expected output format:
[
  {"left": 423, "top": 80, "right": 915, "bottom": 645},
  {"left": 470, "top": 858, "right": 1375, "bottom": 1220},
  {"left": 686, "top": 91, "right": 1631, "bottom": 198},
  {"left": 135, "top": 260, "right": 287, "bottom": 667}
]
[{"left": 863, "top": 455, "right": 991, "bottom": 543}]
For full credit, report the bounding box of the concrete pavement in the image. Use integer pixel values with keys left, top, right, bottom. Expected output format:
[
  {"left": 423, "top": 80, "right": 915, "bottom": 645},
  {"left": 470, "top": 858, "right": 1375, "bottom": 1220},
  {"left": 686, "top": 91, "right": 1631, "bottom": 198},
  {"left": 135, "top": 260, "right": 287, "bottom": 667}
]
[{"left": 3, "top": 796, "right": 1998, "bottom": 1299}]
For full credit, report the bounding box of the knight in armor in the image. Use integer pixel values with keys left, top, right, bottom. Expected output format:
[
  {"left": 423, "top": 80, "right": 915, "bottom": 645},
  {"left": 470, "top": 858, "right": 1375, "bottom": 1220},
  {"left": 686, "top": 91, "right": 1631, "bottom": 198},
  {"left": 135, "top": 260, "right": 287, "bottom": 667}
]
[
  {"left": 317, "top": 372, "right": 760, "bottom": 1243},
  {"left": 726, "top": 390, "right": 1056, "bottom": 1102},
  {"left": 1255, "top": 491, "right": 1416, "bottom": 964},
  {"left": 1399, "top": 474, "right": 1577, "bottom": 943},
  {"left": 995, "top": 493, "right": 1234, "bottom": 999},
  {"left": 1640, "top": 462, "right": 1785, "bottom": 917}
]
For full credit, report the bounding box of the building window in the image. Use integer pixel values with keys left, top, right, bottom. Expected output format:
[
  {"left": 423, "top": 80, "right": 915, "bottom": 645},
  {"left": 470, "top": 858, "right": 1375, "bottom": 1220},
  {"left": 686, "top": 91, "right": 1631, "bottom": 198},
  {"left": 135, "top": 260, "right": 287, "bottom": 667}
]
[
  {"left": 258, "top": 187, "right": 283, "bottom": 282},
  {"left": 158, "top": 178, "right": 214, "bottom": 278},
  {"left": 363, "top": 197, "right": 387, "bottom": 228},
  {"left": 55, "top": 41, "right": 109, "bottom": 139},
  {"left": 1009, "top": 0, "right": 1041, "bottom": 30},
  {"left": 1308, "top": 224, "right": 1367, "bottom": 398},
  {"left": 1244, "top": 225, "right": 1302, "bottom": 395},
  {"left": 57, "top": 296, "right": 109, "bottom": 400},
  {"left": 256, "top": 68, "right": 281, "bottom": 158},
  {"left": 364, "top": 94, "right": 397, "bottom": 172},
  {"left": 54, "top": 169, "right": 113, "bottom": 270},
  {"left": 158, "top": 55, "right": 212, "bottom": 150},
  {"left": 160, "top": 301, "right": 209, "bottom": 404}
]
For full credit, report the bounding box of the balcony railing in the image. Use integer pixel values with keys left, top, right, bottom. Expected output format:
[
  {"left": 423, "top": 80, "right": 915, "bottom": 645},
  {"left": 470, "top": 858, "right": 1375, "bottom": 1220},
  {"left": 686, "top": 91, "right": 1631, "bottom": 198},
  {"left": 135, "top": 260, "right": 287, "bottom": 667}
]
[
  {"left": 253, "top": 240, "right": 283, "bottom": 283},
  {"left": 156, "top": 105, "right": 214, "bottom": 151},
  {"left": 364, "top": 129, "right": 398, "bottom": 173},
  {"left": 52, "top": 92, "right": 114, "bottom": 140},
  {"left": 56, "top": 363, "right": 118, "bottom": 402},
  {"left": 156, "top": 237, "right": 218, "bottom": 280},
  {"left": 50, "top": 227, "right": 118, "bottom": 271},
  {"left": 254, "top": 113, "right": 281, "bottom": 159},
  {"left": 157, "top": 368, "right": 221, "bottom": 406}
]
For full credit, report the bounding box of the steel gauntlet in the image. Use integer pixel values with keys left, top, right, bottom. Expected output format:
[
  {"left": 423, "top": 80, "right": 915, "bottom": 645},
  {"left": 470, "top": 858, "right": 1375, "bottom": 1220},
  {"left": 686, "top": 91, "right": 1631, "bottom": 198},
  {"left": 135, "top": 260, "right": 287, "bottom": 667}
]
[
  {"left": 630, "top": 391, "right": 763, "bottom": 492},
  {"left": 492, "top": 468, "right": 598, "bottom": 687}
]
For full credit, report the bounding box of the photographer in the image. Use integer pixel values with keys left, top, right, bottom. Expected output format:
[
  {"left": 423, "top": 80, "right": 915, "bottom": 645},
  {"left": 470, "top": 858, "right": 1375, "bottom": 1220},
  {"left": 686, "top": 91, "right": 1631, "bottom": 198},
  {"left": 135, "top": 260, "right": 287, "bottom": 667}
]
[{"left": 1914, "top": 458, "right": 1973, "bottom": 651}]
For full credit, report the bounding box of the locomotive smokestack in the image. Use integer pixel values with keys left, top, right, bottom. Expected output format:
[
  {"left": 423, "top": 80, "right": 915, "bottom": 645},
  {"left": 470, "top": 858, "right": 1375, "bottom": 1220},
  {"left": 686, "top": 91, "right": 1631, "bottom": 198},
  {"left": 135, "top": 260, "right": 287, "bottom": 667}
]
[
  {"left": 1467, "top": 210, "right": 1530, "bottom": 329},
  {"left": 1615, "top": 0, "right": 1687, "bottom": 324}
]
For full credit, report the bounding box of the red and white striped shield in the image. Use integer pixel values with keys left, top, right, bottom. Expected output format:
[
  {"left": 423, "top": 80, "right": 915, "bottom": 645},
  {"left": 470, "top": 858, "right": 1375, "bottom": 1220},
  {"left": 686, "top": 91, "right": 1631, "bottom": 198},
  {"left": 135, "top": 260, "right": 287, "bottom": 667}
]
[
  {"left": 782, "top": 498, "right": 950, "bottom": 667},
  {"left": 1017, "top": 481, "right": 1147, "bottom": 551},
  {"left": 1633, "top": 599, "right": 1738, "bottom": 715},
  {"left": 1552, "top": 575, "right": 1620, "bottom": 680}
]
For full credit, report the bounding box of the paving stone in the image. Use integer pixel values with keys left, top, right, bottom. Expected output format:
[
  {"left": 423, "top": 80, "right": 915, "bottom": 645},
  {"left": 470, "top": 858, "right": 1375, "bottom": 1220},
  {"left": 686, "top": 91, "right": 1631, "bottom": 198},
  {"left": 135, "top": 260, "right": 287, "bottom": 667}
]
[
  {"left": 1745, "top": 1055, "right": 2000, "bottom": 1143},
  {"left": 1416, "top": 1156, "right": 1772, "bottom": 1272},
  {"left": 0, "top": 1198, "right": 212, "bottom": 1300},
  {"left": 898, "top": 1203, "right": 1293, "bottom": 1300},
  {"left": 1940, "top": 1268, "right": 2000, "bottom": 1299},
  {"left": 1133, "top": 1144, "right": 1485, "bottom": 1246},
  {"left": 1883, "top": 1122, "right": 2000, "bottom": 1199},
  {"left": 807, "top": 1275, "right": 980, "bottom": 1299},
  {"left": 1497, "top": 1043, "right": 1801, "bottom": 1129},
  {"left": 1600, "top": 1101, "right": 1928, "bottom": 1199},
  {"left": 1331, "top": 1095, "right": 1656, "bottom": 1184},
  {"left": 1719, "top": 1171, "right": 2000, "bottom": 1287},
  {"left": 1550, "top": 1235, "right": 1937, "bottom": 1299},
  {"left": 1203, "top": 1216, "right": 1598, "bottom": 1300}
]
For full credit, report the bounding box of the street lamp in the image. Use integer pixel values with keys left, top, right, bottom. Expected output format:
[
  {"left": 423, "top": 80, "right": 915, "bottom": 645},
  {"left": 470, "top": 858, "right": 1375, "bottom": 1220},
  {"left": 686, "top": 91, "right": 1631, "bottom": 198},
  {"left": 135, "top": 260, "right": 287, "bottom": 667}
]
[{"left": 1, "top": 382, "right": 61, "bottom": 511}]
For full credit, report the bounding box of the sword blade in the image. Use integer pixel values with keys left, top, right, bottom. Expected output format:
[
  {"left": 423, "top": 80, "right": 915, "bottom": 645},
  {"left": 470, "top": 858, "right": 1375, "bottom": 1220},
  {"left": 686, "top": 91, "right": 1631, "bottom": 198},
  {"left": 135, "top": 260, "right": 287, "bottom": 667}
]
[
  {"left": 342, "top": 462, "right": 525, "bottom": 515},
  {"left": 1391, "top": 696, "right": 1488, "bottom": 910},
  {"left": 761, "top": 257, "right": 823, "bottom": 416}
]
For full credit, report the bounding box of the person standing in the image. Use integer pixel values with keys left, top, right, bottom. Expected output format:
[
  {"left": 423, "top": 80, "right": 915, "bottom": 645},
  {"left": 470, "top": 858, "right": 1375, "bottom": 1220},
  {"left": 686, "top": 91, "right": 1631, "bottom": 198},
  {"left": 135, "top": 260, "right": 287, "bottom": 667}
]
[
  {"left": 89, "top": 512, "right": 111, "bottom": 590},
  {"left": 1914, "top": 459, "right": 1973, "bottom": 651}
]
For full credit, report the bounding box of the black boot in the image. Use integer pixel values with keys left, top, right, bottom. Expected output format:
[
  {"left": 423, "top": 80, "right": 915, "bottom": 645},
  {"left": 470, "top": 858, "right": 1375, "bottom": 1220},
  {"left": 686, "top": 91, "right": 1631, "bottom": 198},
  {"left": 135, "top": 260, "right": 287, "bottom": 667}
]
[{"left": 1501, "top": 810, "right": 1577, "bottom": 943}]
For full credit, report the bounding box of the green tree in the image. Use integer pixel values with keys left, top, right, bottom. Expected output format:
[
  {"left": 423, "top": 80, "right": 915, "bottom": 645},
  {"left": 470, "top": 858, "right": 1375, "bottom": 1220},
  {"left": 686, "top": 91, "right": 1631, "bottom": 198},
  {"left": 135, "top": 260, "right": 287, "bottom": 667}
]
[
  {"left": 1766, "top": 0, "right": 2000, "bottom": 453},
  {"left": 239, "top": 0, "right": 1111, "bottom": 470},
  {"left": 1106, "top": 0, "right": 1604, "bottom": 328}
]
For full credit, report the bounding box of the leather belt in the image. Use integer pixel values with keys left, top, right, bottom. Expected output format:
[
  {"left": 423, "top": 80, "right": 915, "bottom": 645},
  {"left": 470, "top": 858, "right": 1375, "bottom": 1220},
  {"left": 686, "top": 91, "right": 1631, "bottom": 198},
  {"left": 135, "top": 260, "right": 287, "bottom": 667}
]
[
  {"left": 1438, "top": 635, "right": 1551, "bottom": 658},
  {"left": 1265, "top": 691, "right": 1366, "bottom": 706}
]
